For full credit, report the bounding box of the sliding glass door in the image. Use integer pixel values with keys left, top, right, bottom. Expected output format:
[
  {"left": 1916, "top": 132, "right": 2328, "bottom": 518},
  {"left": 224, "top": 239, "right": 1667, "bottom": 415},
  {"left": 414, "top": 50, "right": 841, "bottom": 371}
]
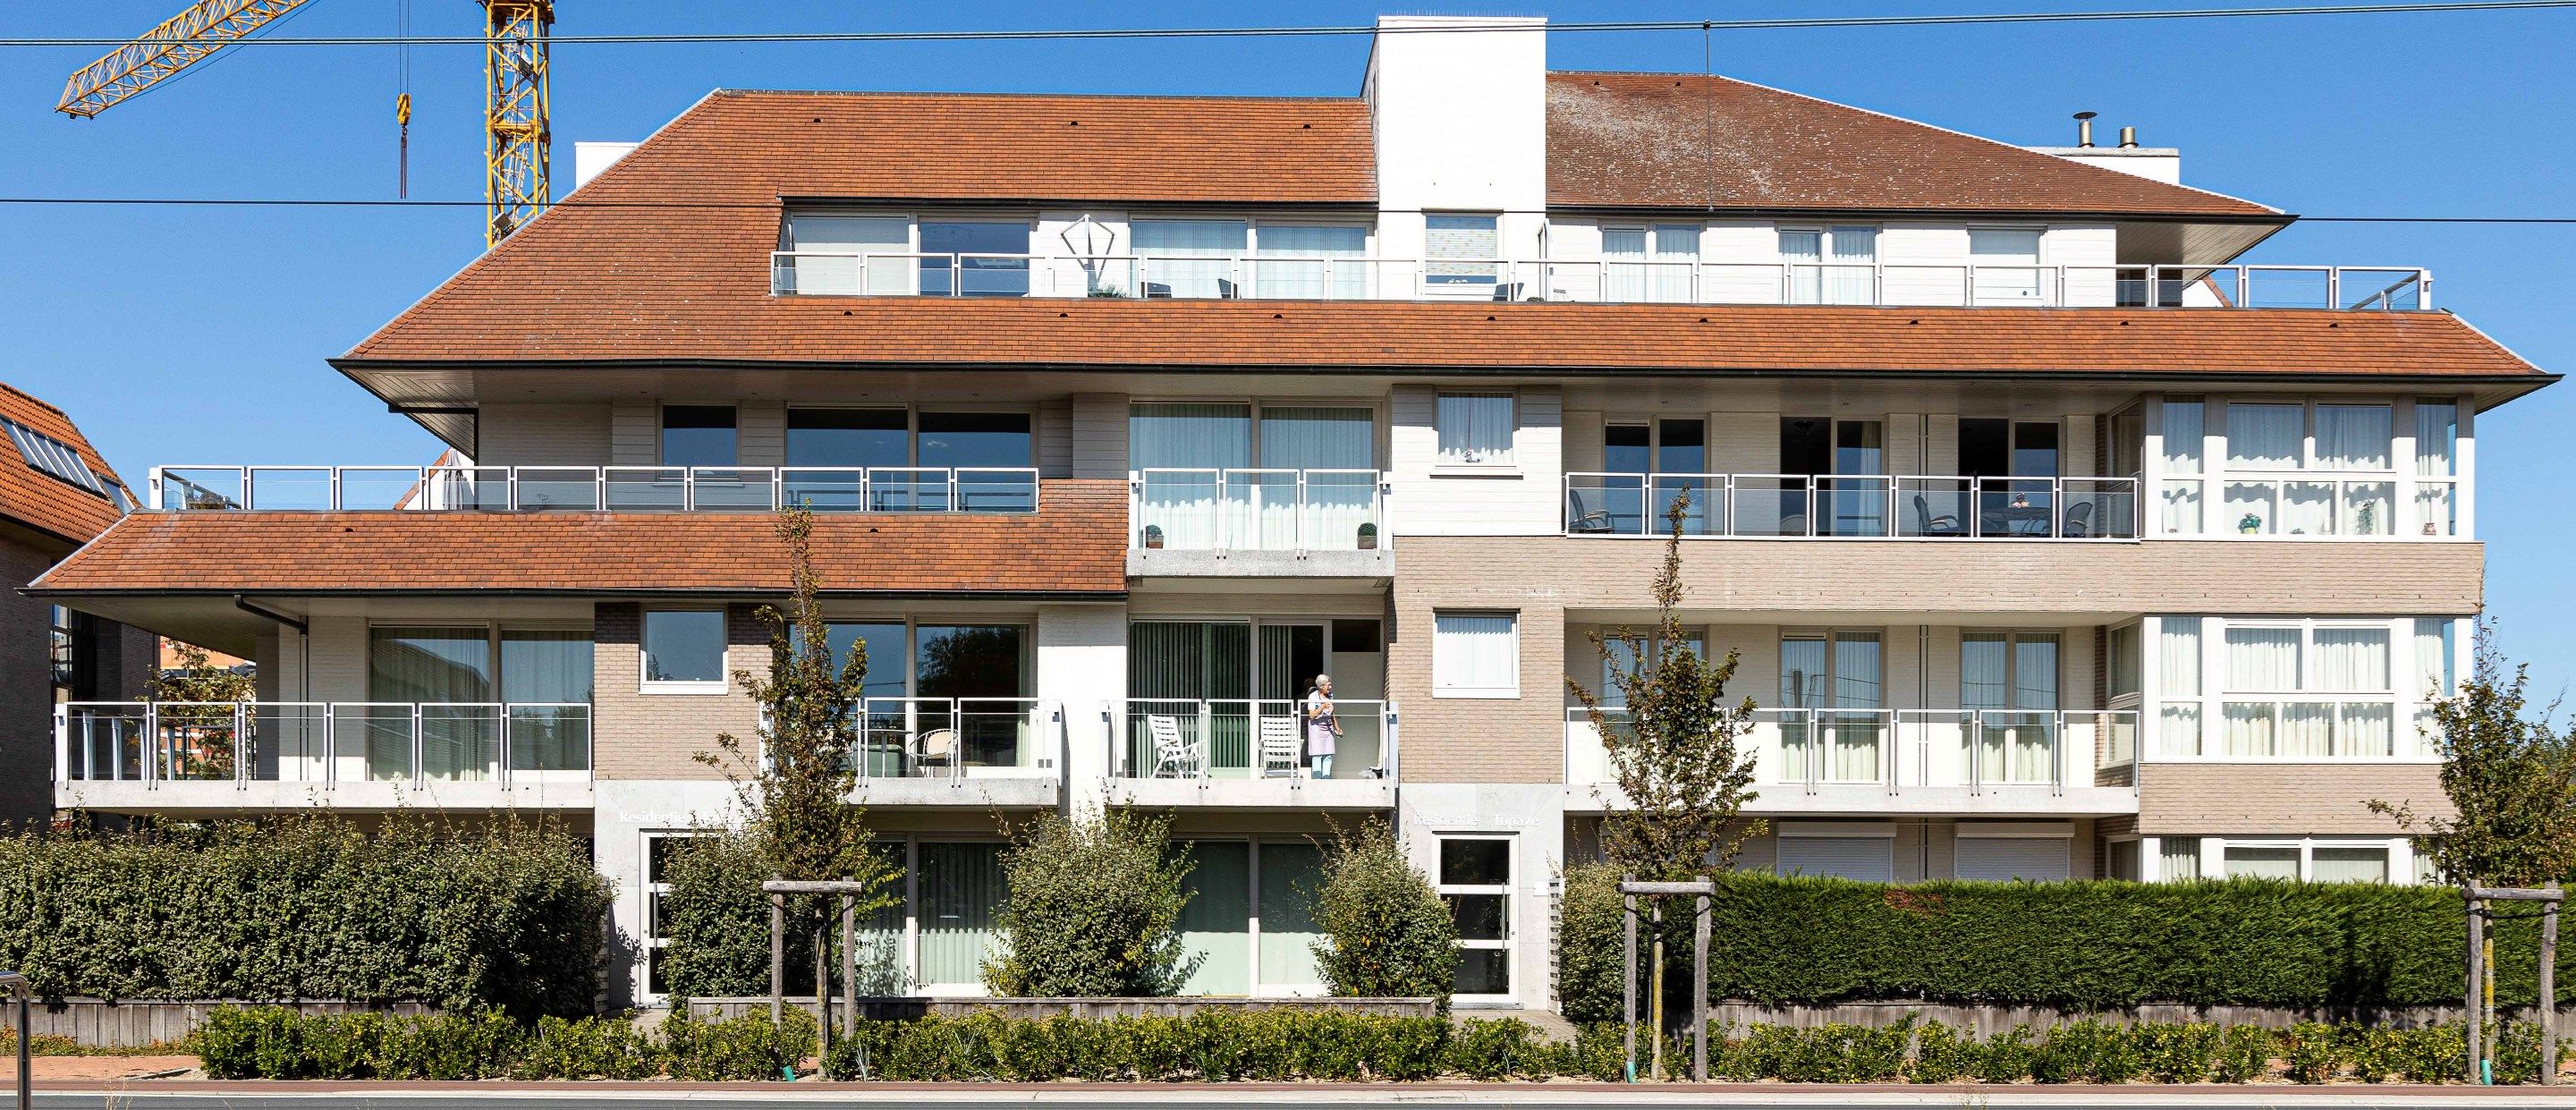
[
  {"left": 1963, "top": 631, "right": 2060, "bottom": 784},
  {"left": 1131, "top": 403, "right": 1376, "bottom": 551},
  {"left": 1778, "top": 632, "right": 1884, "bottom": 784}
]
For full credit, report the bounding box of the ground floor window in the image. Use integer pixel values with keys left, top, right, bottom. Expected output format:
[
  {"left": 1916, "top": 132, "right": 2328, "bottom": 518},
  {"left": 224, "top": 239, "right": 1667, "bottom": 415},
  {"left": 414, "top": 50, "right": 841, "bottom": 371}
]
[
  {"left": 640, "top": 831, "right": 698, "bottom": 998},
  {"left": 1174, "top": 839, "right": 1327, "bottom": 996},
  {"left": 1775, "top": 824, "right": 1895, "bottom": 882},
  {"left": 2146, "top": 835, "right": 2404, "bottom": 883},
  {"left": 2106, "top": 837, "right": 2142, "bottom": 881},
  {"left": 1437, "top": 836, "right": 1514, "bottom": 1000}
]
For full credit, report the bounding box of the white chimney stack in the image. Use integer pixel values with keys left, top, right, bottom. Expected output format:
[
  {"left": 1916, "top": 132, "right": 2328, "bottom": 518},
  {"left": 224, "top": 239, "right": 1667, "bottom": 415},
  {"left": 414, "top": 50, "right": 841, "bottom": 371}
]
[{"left": 572, "top": 140, "right": 641, "bottom": 191}]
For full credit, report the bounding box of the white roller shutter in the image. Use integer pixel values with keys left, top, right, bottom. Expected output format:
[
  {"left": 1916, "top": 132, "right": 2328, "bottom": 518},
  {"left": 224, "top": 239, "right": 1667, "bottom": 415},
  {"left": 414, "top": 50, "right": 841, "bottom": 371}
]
[
  {"left": 1776, "top": 836, "right": 1894, "bottom": 882},
  {"left": 1955, "top": 836, "right": 2072, "bottom": 882}
]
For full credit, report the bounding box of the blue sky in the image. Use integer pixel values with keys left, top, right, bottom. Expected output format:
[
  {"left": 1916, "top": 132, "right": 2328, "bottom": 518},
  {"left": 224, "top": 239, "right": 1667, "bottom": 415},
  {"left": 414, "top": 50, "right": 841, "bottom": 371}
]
[{"left": 4, "top": 2, "right": 2571, "bottom": 682}]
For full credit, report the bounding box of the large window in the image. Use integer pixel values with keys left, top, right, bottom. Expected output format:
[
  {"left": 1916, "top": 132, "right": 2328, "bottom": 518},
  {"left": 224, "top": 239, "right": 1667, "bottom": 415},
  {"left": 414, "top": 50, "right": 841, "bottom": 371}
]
[
  {"left": 1968, "top": 227, "right": 2044, "bottom": 303},
  {"left": 1435, "top": 393, "right": 1515, "bottom": 467},
  {"left": 640, "top": 610, "right": 727, "bottom": 692},
  {"left": 2220, "top": 622, "right": 2394, "bottom": 758},
  {"left": 2159, "top": 397, "right": 2206, "bottom": 535},
  {"left": 369, "top": 623, "right": 592, "bottom": 779},
  {"left": 1433, "top": 613, "right": 1518, "bottom": 698},
  {"left": 1437, "top": 837, "right": 1514, "bottom": 999},
  {"left": 916, "top": 220, "right": 1031, "bottom": 297},
  {"left": 2220, "top": 840, "right": 2395, "bottom": 883},
  {"left": 781, "top": 214, "right": 910, "bottom": 295},
  {"left": 2220, "top": 400, "right": 2396, "bottom": 537},
  {"left": 1253, "top": 225, "right": 1369, "bottom": 300},
  {"left": 1601, "top": 224, "right": 1699, "bottom": 303},
  {"left": 1782, "top": 225, "right": 1877, "bottom": 304},
  {"left": 1173, "top": 839, "right": 1327, "bottom": 996},
  {"left": 1129, "top": 402, "right": 1377, "bottom": 551},
  {"left": 1780, "top": 631, "right": 1882, "bottom": 784},
  {"left": 659, "top": 406, "right": 738, "bottom": 468},
  {"left": 2415, "top": 399, "right": 2460, "bottom": 536},
  {"left": 786, "top": 408, "right": 909, "bottom": 469},
  {"left": 1134, "top": 219, "right": 1249, "bottom": 298},
  {"left": 832, "top": 621, "right": 1034, "bottom": 775}
]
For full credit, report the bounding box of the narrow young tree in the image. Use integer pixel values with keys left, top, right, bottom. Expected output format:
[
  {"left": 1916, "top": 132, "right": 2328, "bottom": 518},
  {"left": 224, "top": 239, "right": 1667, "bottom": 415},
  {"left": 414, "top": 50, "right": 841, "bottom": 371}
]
[
  {"left": 2370, "top": 621, "right": 2576, "bottom": 888},
  {"left": 150, "top": 641, "right": 257, "bottom": 779},
  {"left": 1566, "top": 491, "right": 1763, "bottom": 1074},
  {"left": 698, "top": 509, "right": 895, "bottom": 985}
]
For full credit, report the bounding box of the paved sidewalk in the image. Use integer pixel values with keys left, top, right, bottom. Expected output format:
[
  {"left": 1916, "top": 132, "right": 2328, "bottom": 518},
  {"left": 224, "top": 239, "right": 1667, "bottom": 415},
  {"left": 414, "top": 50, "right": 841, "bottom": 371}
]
[{"left": 21, "top": 1080, "right": 2576, "bottom": 1109}]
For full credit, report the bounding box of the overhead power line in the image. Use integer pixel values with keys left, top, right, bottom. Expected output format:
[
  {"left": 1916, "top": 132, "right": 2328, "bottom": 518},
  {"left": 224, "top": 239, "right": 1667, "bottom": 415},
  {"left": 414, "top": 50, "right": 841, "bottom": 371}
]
[
  {"left": 0, "top": 198, "right": 2572, "bottom": 223},
  {"left": 6, "top": 1, "right": 2575, "bottom": 47}
]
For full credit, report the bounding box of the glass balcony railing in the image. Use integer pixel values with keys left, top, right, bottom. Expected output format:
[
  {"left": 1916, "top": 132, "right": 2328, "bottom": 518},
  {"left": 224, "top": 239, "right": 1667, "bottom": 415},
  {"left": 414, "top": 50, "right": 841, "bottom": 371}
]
[
  {"left": 850, "top": 698, "right": 1060, "bottom": 780},
  {"left": 1130, "top": 469, "right": 1387, "bottom": 552},
  {"left": 56, "top": 701, "right": 590, "bottom": 787},
  {"left": 149, "top": 465, "right": 1041, "bottom": 514},
  {"left": 1564, "top": 473, "right": 2140, "bottom": 539},
  {"left": 1568, "top": 707, "right": 2136, "bottom": 798},
  {"left": 1113, "top": 699, "right": 1395, "bottom": 783},
  {"left": 770, "top": 253, "right": 2432, "bottom": 311}
]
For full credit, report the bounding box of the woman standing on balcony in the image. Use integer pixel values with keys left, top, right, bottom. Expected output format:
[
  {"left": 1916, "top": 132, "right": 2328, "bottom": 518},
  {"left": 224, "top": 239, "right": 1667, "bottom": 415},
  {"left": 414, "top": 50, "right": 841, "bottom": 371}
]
[{"left": 1303, "top": 674, "right": 1341, "bottom": 779}]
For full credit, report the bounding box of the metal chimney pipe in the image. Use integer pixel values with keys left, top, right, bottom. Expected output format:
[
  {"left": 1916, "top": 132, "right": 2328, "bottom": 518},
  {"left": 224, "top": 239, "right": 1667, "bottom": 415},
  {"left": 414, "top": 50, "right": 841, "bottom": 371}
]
[
  {"left": 2118, "top": 125, "right": 2139, "bottom": 148},
  {"left": 2073, "top": 111, "right": 2097, "bottom": 148}
]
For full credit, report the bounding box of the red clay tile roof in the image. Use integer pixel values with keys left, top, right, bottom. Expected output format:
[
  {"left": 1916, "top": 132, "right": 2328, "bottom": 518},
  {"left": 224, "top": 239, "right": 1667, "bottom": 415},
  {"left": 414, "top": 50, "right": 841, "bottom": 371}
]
[
  {"left": 1546, "top": 72, "right": 2281, "bottom": 218},
  {"left": 31, "top": 479, "right": 1125, "bottom": 596},
  {"left": 0, "top": 382, "right": 130, "bottom": 546},
  {"left": 343, "top": 298, "right": 2549, "bottom": 383}
]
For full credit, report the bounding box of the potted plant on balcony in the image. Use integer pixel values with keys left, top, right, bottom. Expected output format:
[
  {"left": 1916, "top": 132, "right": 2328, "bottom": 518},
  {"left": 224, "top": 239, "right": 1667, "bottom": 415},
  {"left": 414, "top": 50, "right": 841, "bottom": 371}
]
[
  {"left": 1142, "top": 523, "right": 1165, "bottom": 549},
  {"left": 2238, "top": 512, "right": 2263, "bottom": 535},
  {"left": 1356, "top": 521, "right": 1377, "bottom": 551}
]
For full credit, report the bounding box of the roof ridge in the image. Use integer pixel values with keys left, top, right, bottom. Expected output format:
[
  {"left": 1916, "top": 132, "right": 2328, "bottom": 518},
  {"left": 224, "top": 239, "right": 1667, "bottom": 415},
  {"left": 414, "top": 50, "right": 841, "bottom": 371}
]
[
  {"left": 1552, "top": 70, "right": 2286, "bottom": 217},
  {"left": 0, "top": 381, "right": 68, "bottom": 419},
  {"left": 708, "top": 88, "right": 1364, "bottom": 105}
]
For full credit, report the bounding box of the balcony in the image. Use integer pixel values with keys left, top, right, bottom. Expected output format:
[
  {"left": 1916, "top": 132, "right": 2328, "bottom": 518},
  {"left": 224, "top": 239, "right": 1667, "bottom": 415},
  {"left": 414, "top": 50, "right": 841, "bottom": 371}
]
[
  {"left": 1567, "top": 707, "right": 2138, "bottom": 816},
  {"left": 56, "top": 700, "right": 591, "bottom": 812},
  {"left": 148, "top": 465, "right": 1041, "bottom": 514},
  {"left": 1128, "top": 469, "right": 1392, "bottom": 577},
  {"left": 770, "top": 252, "right": 2433, "bottom": 311},
  {"left": 1563, "top": 473, "right": 2140, "bottom": 540},
  {"left": 1105, "top": 698, "right": 1398, "bottom": 809},
  {"left": 847, "top": 697, "right": 1063, "bottom": 809}
]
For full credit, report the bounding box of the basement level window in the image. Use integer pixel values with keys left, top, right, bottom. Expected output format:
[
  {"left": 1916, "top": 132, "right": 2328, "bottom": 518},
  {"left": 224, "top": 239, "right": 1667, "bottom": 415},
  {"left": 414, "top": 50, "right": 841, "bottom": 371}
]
[{"left": 5, "top": 419, "right": 110, "bottom": 498}]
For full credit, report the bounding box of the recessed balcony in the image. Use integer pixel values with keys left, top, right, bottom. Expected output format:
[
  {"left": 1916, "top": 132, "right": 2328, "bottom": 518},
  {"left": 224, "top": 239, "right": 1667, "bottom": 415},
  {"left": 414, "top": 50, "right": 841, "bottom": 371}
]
[
  {"left": 1105, "top": 698, "right": 1397, "bottom": 809},
  {"left": 1563, "top": 473, "right": 2142, "bottom": 540},
  {"left": 56, "top": 700, "right": 591, "bottom": 812},
  {"left": 846, "top": 697, "right": 1063, "bottom": 809},
  {"left": 1127, "top": 469, "right": 1393, "bottom": 577}
]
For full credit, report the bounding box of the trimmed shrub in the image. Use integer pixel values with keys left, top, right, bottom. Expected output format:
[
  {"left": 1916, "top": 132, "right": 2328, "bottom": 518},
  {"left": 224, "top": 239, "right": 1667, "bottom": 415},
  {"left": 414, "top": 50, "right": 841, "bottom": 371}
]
[
  {"left": 659, "top": 1009, "right": 816, "bottom": 1081},
  {"left": 1718, "top": 1020, "right": 1911, "bottom": 1082},
  {"left": 1444, "top": 1018, "right": 1563, "bottom": 1080},
  {"left": 1555, "top": 872, "right": 2573, "bottom": 1015},
  {"left": 1906, "top": 1020, "right": 1977, "bottom": 1083},
  {"left": 1310, "top": 819, "right": 1457, "bottom": 1004},
  {"left": 2136, "top": 1021, "right": 2221, "bottom": 1082},
  {"left": 0, "top": 818, "right": 606, "bottom": 1018},
  {"left": 2212, "top": 1024, "right": 2275, "bottom": 1082},
  {"left": 983, "top": 809, "right": 1193, "bottom": 997},
  {"left": 656, "top": 833, "right": 775, "bottom": 1000}
]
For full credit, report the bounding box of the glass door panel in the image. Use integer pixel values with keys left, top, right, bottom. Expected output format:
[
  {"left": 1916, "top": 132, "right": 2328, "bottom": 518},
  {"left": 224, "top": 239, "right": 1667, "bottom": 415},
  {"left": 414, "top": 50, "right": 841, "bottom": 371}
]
[
  {"left": 369, "top": 626, "right": 492, "bottom": 782},
  {"left": 1177, "top": 842, "right": 1252, "bottom": 995}
]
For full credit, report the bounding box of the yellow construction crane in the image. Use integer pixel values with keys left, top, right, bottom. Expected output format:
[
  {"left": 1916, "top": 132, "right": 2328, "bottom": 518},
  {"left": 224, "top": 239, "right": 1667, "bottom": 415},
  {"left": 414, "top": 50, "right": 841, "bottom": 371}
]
[{"left": 55, "top": 0, "right": 555, "bottom": 247}]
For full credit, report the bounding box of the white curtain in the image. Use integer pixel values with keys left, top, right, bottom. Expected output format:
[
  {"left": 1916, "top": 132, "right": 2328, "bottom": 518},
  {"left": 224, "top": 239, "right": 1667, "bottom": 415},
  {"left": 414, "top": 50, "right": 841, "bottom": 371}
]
[
  {"left": 1436, "top": 394, "right": 1514, "bottom": 465},
  {"left": 2160, "top": 838, "right": 2204, "bottom": 880},
  {"left": 1832, "top": 632, "right": 1881, "bottom": 708},
  {"left": 1650, "top": 225, "right": 1699, "bottom": 302},
  {"left": 1827, "top": 225, "right": 1877, "bottom": 304},
  {"left": 2162, "top": 480, "right": 2204, "bottom": 535},
  {"left": 2223, "top": 481, "right": 2278, "bottom": 535},
  {"left": 1778, "top": 638, "right": 1828, "bottom": 708},
  {"left": 1961, "top": 633, "right": 2008, "bottom": 710},
  {"left": 785, "top": 215, "right": 910, "bottom": 295},
  {"left": 2161, "top": 617, "right": 2204, "bottom": 695},
  {"left": 2278, "top": 702, "right": 2334, "bottom": 757},
  {"left": 2314, "top": 404, "right": 2392, "bottom": 470},
  {"left": 2161, "top": 399, "right": 2206, "bottom": 473},
  {"left": 2415, "top": 402, "right": 2459, "bottom": 476},
  {"left": 1434, "top": 614, "right": 1516, "bottom": 692},
  {"left": 2282, "top": 481, "right": 2334, "bottom": 536},
  {"left": 369, "top": 626, "right": 493, "bottom": 782},
  {"left": 2222, "top": 703, "right": 2276, "bottom": 756},
  {"left": 1969, "top": 228, "right": 2043, "bottom": 303},
  {"left": 2225, "top": 627, "right": 2301, "bottom": 691},
  {"left": 1827, "top": 632, "right": 1882, "bottom": 781},
  {"left": 1602, "top": 228, "right": 1648, "bottom": 302},
  {"left": 2413, "top": 618, "right": 2455, "bottom": 701},
  {"left": 1253, "top": 225, "right": 1367, "bottom": 300},
  {"left": 2224, "top": 846, "right": 2300, "bottom": 880},
  {"left": 2311, "top": 846, "right": 2389, "bottom": 884},
  {"left": 2341, "top": 703, "right": 2394, "bottom": 757},
  {"left": 500, "top": 629, "right": 591, "bottom": 772},
  {"left": 1780, "top": 230, "right": 1823, "bottom": 304},
  {"left": 2157, "top": 702, "right": 2204, "bottom": 758},
  {"left": 1131, "top": 403, "right": 1250, "bottom": 550},
  {"left": 1134, "top": 219, "right": 1248, "bottom": 298},
  {"left": 1260, "top": 406, "right": 1374, "bottom": 550},
  {"left": 2342, "top": 482, "right": 2394, "bottom": 536},
  {"left": 2312, "top": 628, "right": 2390, "bottom": 692},
  {"left": 2225, "top": 403, "right": 2303, "bottom": 470}
]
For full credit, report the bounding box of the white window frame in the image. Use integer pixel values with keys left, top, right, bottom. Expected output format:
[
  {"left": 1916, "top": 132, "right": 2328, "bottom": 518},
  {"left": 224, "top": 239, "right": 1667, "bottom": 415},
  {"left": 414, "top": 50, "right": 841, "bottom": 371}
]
[
  {"left": 2146, "top": 614, "right": 2444, "bottom": 764},
  {"left": 2158, "top": 394, "right": 2470, "bottom": 541},
  {"left": 1433, "top": 611, "right": 1521, "bottom": 699},
  {"left": 780, "top": 210, "right": 1039, "bottom": 296},
  {"left": 785, "top": 402, "right": 1041, "bottom": 469},
  {"left": 1435, "top": 834, "right": 1517, "bottom": 1006},
  {"left": 2211, "top": 836, "right": 2410, "bottom": 884},
  {"left": 1432, "top": 391, "right": 1519, "bottom": 472},
  {"left": 638, "top": 829, "right": 702, "bottom": 1003},
  {"left": 640, "top": 608, "right": 731, "bottom": 695}
]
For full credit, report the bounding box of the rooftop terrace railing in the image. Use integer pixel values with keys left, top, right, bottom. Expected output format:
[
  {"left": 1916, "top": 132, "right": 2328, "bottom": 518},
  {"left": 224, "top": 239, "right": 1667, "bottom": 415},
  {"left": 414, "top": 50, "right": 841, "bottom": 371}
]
[
  {"left": 771, "top": 252, "right": 2433, "bottom": 311},
  {"left": 1564, "top": 473, "right": 2141, "bottom": 540},
  {"left": 148, "top": 465, "right": 1042, "bottom": 514}
]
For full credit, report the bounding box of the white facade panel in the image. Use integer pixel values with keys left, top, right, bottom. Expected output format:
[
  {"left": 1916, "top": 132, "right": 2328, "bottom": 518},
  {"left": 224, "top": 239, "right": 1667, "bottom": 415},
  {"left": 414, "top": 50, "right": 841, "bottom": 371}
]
[
  {"left": 478, "top": 404, "right": 611, "bottom": 467},
  {"left": 1390, "top": 385, "right": 1562, "bottom": 536}
]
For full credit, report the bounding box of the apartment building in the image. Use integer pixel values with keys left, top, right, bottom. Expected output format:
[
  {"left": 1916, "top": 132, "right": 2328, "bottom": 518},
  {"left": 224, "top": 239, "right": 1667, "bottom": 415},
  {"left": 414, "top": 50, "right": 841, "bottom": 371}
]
[
  {"left": 0, "top": 383, "right": 153, "bottom": 826},
  {"left": 33, "top": 16, "right": 2554, "bottom": 1013}
]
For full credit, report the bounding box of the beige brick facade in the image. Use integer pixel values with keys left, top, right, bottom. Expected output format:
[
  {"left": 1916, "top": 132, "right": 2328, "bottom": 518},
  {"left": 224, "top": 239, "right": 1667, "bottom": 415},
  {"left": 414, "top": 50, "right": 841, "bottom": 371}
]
[
  {"left": 2136, "top": 764, "right": 2451, "bottom": 835},
  {"left": 591, "top": 603, "right": 774, "bottom": 781}
]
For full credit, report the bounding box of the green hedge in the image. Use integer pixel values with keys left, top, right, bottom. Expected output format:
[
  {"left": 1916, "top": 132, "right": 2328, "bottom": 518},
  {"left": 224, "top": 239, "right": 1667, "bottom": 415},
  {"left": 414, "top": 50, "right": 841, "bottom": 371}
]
[
  {"left": 0, "top": 818, "right": 609, "bottom": 1018},
  {"left": 1559, "top": 869, "right": 2575, "bottom": 1013},
  {"left": 195, "top": 1006, "right": 2572, "bottom": 1085}
]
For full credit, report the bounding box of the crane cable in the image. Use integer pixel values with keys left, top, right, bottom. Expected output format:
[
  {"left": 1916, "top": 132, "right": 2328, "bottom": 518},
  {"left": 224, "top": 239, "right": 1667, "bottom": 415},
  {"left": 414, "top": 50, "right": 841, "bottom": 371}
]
[{"left": 394, "top": 0, "right": 412, "bottom": 199}]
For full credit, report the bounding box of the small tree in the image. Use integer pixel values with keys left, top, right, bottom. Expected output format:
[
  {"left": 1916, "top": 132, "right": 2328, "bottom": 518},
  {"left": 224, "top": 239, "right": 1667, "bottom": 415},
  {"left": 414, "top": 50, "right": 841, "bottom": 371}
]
[
  {"left": 2370, "top": 622, "right": 2576, "bottom": 888},
  {"left": 1309, "top": 818, "right": 1457, "bottom": 1003},
  {"left": 696, "top": 509, "right": 896, "bottom": 986},
  {"left": 1566, "top": 492, "right": 1763, "bottom": 1070},
  {"left": 150, "top": 641, "right": 257, "bottom": 780},
  {"left": 984, "top": 806, "right": 1196, "bottom": 996}
]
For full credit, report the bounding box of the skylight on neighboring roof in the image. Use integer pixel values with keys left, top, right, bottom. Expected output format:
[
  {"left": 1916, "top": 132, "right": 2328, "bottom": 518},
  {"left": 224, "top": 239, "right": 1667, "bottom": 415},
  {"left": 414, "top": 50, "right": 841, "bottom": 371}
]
[{"left": 5, "top": 419, "right": 111, "bottom": 499}]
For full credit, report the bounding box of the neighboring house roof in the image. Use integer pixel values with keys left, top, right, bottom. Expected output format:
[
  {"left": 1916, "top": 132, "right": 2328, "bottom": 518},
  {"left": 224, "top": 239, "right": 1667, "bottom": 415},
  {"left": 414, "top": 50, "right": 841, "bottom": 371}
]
[
  {"left": 31, "top": 479, "right": 1126, "bottom": 597},
  {"left": 339, "top": 299, "right": 2551, "bottom": 385},
  {"left": 0, "top": 382, "right": 129, "bottom": 547},
  {"left": 1546, "top": 72, "right": 2281, "bottom": 218}
]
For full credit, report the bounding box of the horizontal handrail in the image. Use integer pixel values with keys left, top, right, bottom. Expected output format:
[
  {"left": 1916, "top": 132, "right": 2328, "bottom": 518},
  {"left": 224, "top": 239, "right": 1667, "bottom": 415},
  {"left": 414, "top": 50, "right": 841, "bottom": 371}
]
[
  {"left": 1571, "top": 707, "right": 2137, "bottom": 798},
  {"left": 148, "top": 465, "right": 1042, "bottom": 514},
  {"left": 1111, "top": 698, "right": 1396, "bottom": 783},
  {"left": 1130, "top": 468, "right": 1389, "bottom": 553},
  {"left": 55, "top": 700, "right": 591, "bottom": 789},
  {"left": 1563, "top": 471, "right": 2140, "bottom": 540},
  {"left": 769, "top": 252, "right": 2430, "bottom": 310}
]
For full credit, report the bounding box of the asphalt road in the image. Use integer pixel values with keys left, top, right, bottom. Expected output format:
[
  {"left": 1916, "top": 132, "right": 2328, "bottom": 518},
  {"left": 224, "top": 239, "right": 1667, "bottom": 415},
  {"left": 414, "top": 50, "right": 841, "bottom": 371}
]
[{"left": 25, "top": 1085, "right": 2576, "bottom": 1110}]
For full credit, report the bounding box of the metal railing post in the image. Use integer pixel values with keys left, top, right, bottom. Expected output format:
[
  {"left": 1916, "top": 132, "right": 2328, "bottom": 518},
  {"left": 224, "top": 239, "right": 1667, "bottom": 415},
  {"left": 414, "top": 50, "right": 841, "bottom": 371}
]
[
  {"left": 234, "top": 703, "right": 250, "bottom": 788},
  {"left": 499, "top": 704, "right": 513, "bottom": 789},
  {"left": 140, "top": 702, "right": 157, "bottom": 786},
  {"left": 2, "top": 970, "right": 30, "bottom": 1110},
  {"left": 410, "top": 704, "right": 424, "bottom": 787}
]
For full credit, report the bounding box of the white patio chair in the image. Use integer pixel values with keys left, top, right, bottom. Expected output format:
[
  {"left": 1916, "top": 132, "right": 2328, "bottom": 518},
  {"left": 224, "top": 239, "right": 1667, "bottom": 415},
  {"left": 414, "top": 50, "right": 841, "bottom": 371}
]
[
  {"left": 1257, "top": 716, "right": 1304, "bottom": 779},
  {"left": 1146, "top": 714, "right": 1200, "bottom": 778},
  {"left": 913, "top": 727, "right": 956, "bottom": 777}
]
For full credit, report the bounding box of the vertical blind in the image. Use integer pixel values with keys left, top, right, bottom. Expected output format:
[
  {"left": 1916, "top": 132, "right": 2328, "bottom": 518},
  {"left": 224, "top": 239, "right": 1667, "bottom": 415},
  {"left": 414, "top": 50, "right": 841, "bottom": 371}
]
[
  {"left": 1177, "top": 842, "right": 1252, "bottom": 996},
  {"left": 1433, "top": 614, "right": 1517, "bottom": 692},
  {"left": 2159, "top": 837, "right": 2202, "bottom": 880},
  {"left": 1253, "top": 225, "right": 1368, "bottom": 299},
  {"left": 918, "top": 843, "right": 1005, "bottom": 987},
  {"left": 1257, "top": 843, "right": 1326, "bottom": 988},
  {"left": 784, "top": 215, "right": 910, "bottom": 294}
]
